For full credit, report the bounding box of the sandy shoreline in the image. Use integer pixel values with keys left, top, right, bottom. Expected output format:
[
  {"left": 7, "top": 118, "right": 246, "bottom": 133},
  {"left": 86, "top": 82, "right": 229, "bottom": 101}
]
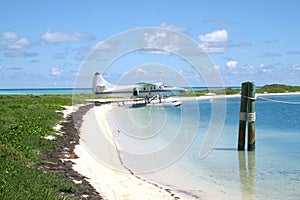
[
  {"left": 71, "top": 105, "right": 179, "bottom": 200},
  {"left": 41, "top": 104, "right": 102, "bottom": 199}
]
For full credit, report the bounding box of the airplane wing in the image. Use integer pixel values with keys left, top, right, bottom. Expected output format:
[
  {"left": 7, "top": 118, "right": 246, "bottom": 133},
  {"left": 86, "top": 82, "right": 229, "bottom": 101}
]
[{"left": 135, "top": 81, "right": 157, "bottom": 86}]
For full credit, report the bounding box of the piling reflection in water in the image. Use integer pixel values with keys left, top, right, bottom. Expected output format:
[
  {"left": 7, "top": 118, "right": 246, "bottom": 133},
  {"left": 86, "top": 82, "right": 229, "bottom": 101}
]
[{"left": 238, "top": 151, "right": 256, "bottom": 200}]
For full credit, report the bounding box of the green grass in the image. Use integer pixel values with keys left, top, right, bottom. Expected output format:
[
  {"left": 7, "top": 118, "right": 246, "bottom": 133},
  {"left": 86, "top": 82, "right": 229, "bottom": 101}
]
[{"left": 0, "top": 94, "right": 77, "bottom": 199}]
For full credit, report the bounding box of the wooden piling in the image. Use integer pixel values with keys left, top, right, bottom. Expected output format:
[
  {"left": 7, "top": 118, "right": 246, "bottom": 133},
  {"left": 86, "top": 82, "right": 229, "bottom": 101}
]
[
  {"left": 238, "top": 82, "right": 248, "bottom": 151},
  {"left": 247, "top": 82, "right": 256, "bottom": 151}
]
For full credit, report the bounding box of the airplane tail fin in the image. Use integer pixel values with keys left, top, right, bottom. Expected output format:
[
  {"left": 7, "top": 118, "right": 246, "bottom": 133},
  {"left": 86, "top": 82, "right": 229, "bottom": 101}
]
[{"left": 92, "top": 72, "right": 115, "bottom": 93}]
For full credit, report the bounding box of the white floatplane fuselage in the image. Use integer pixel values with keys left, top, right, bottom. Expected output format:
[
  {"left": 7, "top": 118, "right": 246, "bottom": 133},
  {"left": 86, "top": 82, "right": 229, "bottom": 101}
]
[{"left": 92, "top": 73, "right": 186, "bottom": 106}]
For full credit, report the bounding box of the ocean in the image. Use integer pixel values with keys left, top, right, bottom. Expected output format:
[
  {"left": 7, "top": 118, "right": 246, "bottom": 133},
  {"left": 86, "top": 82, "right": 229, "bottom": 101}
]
[
  {"left": 108, "top": 94, "right": 300, "bottom": 199},
  {"left": 0, "top": 88, "right": 92, "bottom": 95}
]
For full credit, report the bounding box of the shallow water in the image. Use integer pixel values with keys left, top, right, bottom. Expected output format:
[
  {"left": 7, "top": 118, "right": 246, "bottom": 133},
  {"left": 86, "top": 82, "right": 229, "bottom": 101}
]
[{"left": 111, "top": 95, "right": 300, "bottom": 199}]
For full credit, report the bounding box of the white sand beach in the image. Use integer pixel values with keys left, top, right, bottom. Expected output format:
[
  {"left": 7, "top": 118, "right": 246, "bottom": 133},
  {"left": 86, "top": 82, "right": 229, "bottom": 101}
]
[{"left": 71, "top": 105, "right": 178, "bottom": 200}]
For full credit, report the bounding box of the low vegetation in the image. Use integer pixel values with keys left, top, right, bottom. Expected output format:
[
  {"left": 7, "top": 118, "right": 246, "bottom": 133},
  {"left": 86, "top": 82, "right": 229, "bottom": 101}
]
[
  {"left": 0, "top": 95, "right": 76, "bottom": 199},
  {"left": 256, "top": 84, "right": 300, "bottom": 93},
  {"left": 181, "top": 84, "right": 300, "bottom": 97},
  {"left": 180, "top": 87, "right": 241, "bottom": 96}
]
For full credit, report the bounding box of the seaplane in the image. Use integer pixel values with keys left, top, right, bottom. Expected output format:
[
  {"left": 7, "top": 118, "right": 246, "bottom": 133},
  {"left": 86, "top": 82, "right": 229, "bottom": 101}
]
[{"left": 90, "top": 72, "right": 187, "bottom": 107}]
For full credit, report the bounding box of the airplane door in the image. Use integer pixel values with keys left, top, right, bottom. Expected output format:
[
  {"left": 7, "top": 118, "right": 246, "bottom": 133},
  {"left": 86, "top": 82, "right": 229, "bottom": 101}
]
[{"left": 132, "top": 87, "right": 139, "bottom": 97}]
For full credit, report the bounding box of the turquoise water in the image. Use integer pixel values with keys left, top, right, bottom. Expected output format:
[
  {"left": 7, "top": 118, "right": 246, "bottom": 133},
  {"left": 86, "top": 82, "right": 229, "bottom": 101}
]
[
  {"left": 111, "top": 95, "right": 300, "bottom": 199},
  {"left": 185, "top": 95, "right": 300, "bottom": 199},
  {"left": 0, "top": 88, "right": 92, "bottom": 95}
]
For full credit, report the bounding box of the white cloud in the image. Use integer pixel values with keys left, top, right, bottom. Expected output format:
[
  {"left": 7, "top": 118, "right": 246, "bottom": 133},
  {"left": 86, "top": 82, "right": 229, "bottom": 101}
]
[
  {"left": 142, "top": 25, "right": 191, "bottom": 54},
  {"left": 258, "top": 64, "right": 274, "bottom": 73},
  {"left": 11, "top": 38, "right": 30, "bottom": 49},
  {"left": 199, "top": 29, "right": 228, "bottom": 43},
  {"left": 123, "top": 67, "right": 148, "bottom": 78},
  {"left": 241, "top": 64, "right": 256, "bottom": 74},
  {"left": 261, "top": 69, "right": 271, "bottom": 72},
  {"left": 2, "top": 32, "right": 18, "bottom": 40},
  {"left": 143, "top": 31, "right": 180, "bottom": 54},
  {"left": 222, "top": 62, "right": 276, "bottom": 77},
  {"left": 198, "top": 29, "right": 229, "bottom": 53},
  {"left": 0, "top": 32, "right": 30, "bottom": 49},
  {"left": 292, "top": 64, "right": 300, "bottom": 70},
  {"left": 51, "top": 67, "right": 62, "bottom": 76},
  {"left": 41, "top": 30, "right": 95, "bottom": 43},
  {"left": 144, "top": 32, "right": 166, "bottom": 46},
  {"left": 226, "top": 60, "right": 238, "bottom": 69}
]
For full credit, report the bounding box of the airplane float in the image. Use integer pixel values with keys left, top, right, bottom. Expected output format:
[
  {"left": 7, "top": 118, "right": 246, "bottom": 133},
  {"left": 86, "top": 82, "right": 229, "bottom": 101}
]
[{"left": 91, "top": 72, "right": 186, "bottom": 107}]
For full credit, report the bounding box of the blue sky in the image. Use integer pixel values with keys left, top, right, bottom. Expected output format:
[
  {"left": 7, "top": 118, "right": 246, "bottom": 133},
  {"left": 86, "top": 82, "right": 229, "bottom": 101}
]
[{"left": 0, "top": 0, "right": 299, "bottom": 88}]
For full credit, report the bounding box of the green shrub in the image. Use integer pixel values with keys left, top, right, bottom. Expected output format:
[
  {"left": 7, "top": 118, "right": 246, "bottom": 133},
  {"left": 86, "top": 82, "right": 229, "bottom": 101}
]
[
  {"left": 0, "top": 160, "right": 75, "bottom": 200},
  {"left": 257, "top": 84, "right": 300, "bottom": 93},
  {"left": 0, "top": 95, "right": 76, "bottom": 199}
]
